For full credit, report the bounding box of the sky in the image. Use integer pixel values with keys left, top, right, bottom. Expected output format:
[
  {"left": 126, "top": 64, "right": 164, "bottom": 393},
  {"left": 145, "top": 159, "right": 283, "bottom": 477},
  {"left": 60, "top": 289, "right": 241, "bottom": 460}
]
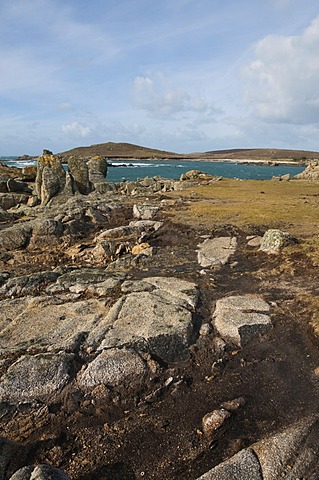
[{"left": 1, "top": 0, "right": 319, "bottom": 155}]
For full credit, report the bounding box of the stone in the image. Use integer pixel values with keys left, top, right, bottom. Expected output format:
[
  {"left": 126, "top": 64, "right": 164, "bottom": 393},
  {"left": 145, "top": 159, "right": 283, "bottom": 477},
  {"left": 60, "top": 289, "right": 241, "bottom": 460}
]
[
  {"left": 246, "top": 235, "right": 262, "bottom": 247},
  {"left": 0, "top": 193, "right": 30, "bottom": 210},
  {"left": 89, "top": 278, "right": 199, "bottom": 363},
  {"left": 252, "top": 416, "right": 316, "bottom": 480},
  {"left": 295, "top": 161, "right": 319, "bottom": 180},
  {"left": 133, "top": 203, "right": 159, "bottom": 220},
  {"left": 213, "top": 295, "right": 272, "bottom": 347},
  {"left": 196, "top": 448, "right": 262, "bottom": 480},
  {"left": 0, "top": 270, "right": 60, "bottom": 297},
  {"left": 35, "top": 153, "right": 66, "bottom": 205},
  {"left": 7, "top": 178, "right": 32, "bottom": 194},
  {"left": 0, "top": 352, "right": 74, "bottom": 403},
  {"left": 68, "top": 157, "right": 90, "bottom": 194},
  {"left": 55, "top": 269, "right": 125, "bottom": 295},
  {"left": 259, "top": 229, "right": 296, "bottom": 254},
  {"left": 29, "top": 219, "right": 64, "bottom": 247},
  {"left": 0, "top": 437, "right": 27, "bottom": 480},
  {"left": 202, "top": 408, "right": 231, "bottom": 437},
  {"left": 87, "top": 156, "right": 108, "bottom": 187},
  {"left": 78, "top": 348, "right": 147, "bottom": 390},
  {"left": 9, "top": 464, "right": 70, "bottom": 479},
  {"left": 0, "top": 223, "right": 32, "bottom": 250},
  {"left": 197, "top": 237, "right": 237, "bottom": 268},
  {"left": 0, "top": 296, "right": 110, "bottom": 355}
]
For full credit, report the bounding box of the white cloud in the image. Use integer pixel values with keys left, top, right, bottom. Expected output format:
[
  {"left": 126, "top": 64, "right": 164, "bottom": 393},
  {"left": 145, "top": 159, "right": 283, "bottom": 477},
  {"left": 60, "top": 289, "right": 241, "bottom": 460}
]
[
  {"left": 132, "top": 74, "right": 218, "bottom": 119},
  {"left": 61, "top": 122, "right": 92, "bottom": 138},
  {"left": 243, "top": 16, "right": 319, "bottom": 124}
]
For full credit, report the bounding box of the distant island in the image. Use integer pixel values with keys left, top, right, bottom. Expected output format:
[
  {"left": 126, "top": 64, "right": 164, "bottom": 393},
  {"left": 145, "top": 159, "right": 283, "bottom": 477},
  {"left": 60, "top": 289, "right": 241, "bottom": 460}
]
[{"left": 57, "top": 142, "right": 319, "bottom": 164}]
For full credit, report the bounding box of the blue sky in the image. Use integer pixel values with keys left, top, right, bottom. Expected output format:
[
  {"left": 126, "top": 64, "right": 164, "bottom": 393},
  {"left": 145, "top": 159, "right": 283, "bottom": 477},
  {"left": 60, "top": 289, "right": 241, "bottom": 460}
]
[{"left": 1, "top": 0, "right": 319, "bottom": 155}]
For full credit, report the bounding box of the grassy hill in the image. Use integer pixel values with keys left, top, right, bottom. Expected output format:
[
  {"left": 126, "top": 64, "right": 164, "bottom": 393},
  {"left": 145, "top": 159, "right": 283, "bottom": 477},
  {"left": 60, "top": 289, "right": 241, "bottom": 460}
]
[
  {"left": 200, "top": 148, "right": 319, "bottom": 161},
  {"left": 59, "top": 142, "right": 180, "bottom": 159}
]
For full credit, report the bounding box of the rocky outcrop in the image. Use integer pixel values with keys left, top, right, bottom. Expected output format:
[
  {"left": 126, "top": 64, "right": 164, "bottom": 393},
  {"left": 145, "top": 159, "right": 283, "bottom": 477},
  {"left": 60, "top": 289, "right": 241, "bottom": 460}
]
[
  {"left": 294, "top": 161, "right": 319, "bottom": 180},
  {"left": 35, "top": 151, "right": 67, "bottom": 205},
  {"left": 197, "top": 448, "right": 262, "bottom": 480}
]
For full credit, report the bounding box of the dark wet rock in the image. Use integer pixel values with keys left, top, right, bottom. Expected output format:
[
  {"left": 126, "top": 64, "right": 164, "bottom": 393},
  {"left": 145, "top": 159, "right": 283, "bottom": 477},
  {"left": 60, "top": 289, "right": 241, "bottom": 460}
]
[
  {"left": 9, "top": 464, "right": 70, "bottom": 479},
  {"left": 7, "top": 178, "right": 32, "bottom": 194},
  {"left": 196, "top": 448, "right": 262, "bottom": 480},
  {"left": 259, "top": 229, "right": 296, "bottom": 254},
  {"left": 0, "top": 175, "right": 11, "bottom": 193},
  {"left": 197, "top": 237, "right": 237, "bottom": 268},
  {"left": 78, "top": 348, "right": 147, "bottom": 391},
  {"left": 0, "top": 352, "right": 74, "bottom": 403},
  {"left": 213, "top": 295, "right": 272, "bottom": 347},
  {"left": 0, "top": 437, "right": 27, "bottom": 480},
  {"left": 36, "top": 153, "right": 66, "bottom": 205}
]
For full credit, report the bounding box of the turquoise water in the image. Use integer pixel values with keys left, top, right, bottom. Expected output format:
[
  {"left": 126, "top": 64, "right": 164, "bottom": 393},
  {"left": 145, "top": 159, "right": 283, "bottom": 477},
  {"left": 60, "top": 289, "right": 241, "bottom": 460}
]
[
  {"left": 1, "top": 157, "right": 305, "bottom": 181},
  {"left": 106, "top": 160, "right": 304, "bottom": 182}
]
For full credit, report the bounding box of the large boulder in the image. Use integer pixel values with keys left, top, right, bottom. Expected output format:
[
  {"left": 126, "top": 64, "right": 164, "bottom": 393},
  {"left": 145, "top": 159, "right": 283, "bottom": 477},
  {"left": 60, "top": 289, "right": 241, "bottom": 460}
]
[
  {"left": 196, "top": 448, "right": 262, "bottom": 480},
  {"left": 0, "top": 223, "right": 32, "bottom": 250},
  {"left": 87, "top": 155, "right": 108, "bottom": 188},
  {"left": 9, "top": 465, "right": 70, "bottom": 480}
]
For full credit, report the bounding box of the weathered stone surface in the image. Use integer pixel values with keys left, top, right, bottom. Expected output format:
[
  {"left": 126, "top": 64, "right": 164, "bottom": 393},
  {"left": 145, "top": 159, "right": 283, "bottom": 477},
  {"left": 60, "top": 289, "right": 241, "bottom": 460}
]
[
  {"left": 246, "top": 235, "right": 262, "bottom": 247},
  {"left": 29, "top": 219, "right": 64, "bottom": 247},
  {"left": 133, "top": 203, "right": 159, "bottom": 220},
  {"left": 0, "top": 270, "right": 60, "bottom": 297},
  {"left": 54, "top": 269, "right": 125, "bottom": 295},
  {"left": 0, "top": 296, "right": 110, "bottom": 355},
  {"left": 196, "top": 448, "right": 262, "bottom": 480},
  {"left": 0, "top": 352, "right": 74, "bottom": 403},
  {"left": 197, "top": 237, "right": 237, "bottom": 268},
  {"left": 252, "top": 416, "right": 316, "bottom": 480},
  {"left": 78, "top": 348, "right": 147, "bottom": 390},
  {"left": 213, "top": 295, "right": 272, "bottom": 347},
  {"left": 89, "top": 277, "right": 199, "bottom": 363},
  {"left": 0, "top": 223, "right": 32, "bottom": 250},
  {"left": 0, "top": 193, "right": 30, "bottom": 210},
  {"left": 9, "top": 464, "right": 70, "bottom": 479},
  {"left": 36, "top": 153, "right": 66, "bottom": 205},
  {"left": 259, "top": 229, "right": 296, "bottom": 254}
]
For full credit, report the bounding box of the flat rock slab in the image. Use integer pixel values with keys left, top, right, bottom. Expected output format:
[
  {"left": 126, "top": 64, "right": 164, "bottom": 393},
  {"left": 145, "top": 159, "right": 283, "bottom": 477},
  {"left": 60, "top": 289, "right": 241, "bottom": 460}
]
[
  {"left": 213, "top": 295, "right": 272, "bottom": 347},
  {"left": 78, "top": 348, "right": 147, "bottom": 391},
  {"left": 0, "top": 296, "right": 111, "bottom": 355},
  {"left": 197, "top": 237, "right": 237, "bottom": 268},
  {"left": 96, "top": 277, "right": 199, "bottom": 363},
  {"left": 0, "top": 352, "right": 74, "bottom": 403},
  {"left": 196, "top": 448, "right": 262, "bottom": 480}
]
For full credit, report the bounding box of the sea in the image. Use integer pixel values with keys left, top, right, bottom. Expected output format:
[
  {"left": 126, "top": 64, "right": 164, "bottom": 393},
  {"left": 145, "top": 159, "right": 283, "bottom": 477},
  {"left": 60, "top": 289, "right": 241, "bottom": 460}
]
[{"left": 0, "top": 157, "right": 305, "bottom": 182}]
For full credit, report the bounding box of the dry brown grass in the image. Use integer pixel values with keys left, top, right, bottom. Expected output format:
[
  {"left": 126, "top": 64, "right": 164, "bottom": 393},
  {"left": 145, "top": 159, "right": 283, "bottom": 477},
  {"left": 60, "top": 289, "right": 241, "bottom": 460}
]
[{"left": 167, "top": 178, "right": 319, "bottom": 264}]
